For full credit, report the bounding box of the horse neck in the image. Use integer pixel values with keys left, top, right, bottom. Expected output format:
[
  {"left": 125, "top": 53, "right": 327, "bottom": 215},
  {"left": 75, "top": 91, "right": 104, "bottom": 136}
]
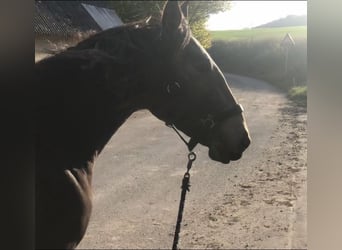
[
  {"left": 66, "top": 78, "right": 151, "bottom": 166},
  {"left": 37, "top": 25, "right": 165, "bottom": 169},
  {"left": 36, "top": 59, "right": 150, "bottom": 171}
]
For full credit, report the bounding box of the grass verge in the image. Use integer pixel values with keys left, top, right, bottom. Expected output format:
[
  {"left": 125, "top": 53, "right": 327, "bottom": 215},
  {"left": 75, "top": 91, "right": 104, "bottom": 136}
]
[{"left": 288, "top": 86, "right": 307, "bottom": 107}]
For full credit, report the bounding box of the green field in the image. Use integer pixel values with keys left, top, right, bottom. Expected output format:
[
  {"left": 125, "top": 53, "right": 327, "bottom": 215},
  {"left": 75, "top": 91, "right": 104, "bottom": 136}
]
[{"left": 210, "top": 26, "right": 307, "bottom": 42}]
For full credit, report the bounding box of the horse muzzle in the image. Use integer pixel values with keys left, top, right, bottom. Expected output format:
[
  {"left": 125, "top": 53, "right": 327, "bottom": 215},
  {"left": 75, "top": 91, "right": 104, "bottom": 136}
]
[{"left": 208, "top": 116, "right": 251, "bottom": 164}]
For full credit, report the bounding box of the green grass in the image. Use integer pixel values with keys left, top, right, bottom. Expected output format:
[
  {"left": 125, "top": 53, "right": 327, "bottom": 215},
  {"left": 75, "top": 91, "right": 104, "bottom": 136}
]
[
  {"left": 210, "top": 26, "right": 307, "bottom": 42},
  {"left": 288, "top": 86, "right": 307, "bottom": 106}
]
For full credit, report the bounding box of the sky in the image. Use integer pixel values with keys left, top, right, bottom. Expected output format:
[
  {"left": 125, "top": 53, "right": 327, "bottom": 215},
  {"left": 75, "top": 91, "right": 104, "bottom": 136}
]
[{"left": 207, "top": 1, "right": 307, "bottom": 31}]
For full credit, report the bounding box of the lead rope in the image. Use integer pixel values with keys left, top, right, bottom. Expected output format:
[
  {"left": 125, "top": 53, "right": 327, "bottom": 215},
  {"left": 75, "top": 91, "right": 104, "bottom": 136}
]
[
  {"left": 172, "top": 151, "right": 196, "bottom": 250},
  {"left": 167, "top": 104, "right": 244, "bottom": 249},
  {"left": 167, "top": 124, "right": 197, "bottom": 250}
]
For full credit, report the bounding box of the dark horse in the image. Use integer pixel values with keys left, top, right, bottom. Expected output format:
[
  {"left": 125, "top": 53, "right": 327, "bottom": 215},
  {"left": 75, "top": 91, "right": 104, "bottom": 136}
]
[{"left": 35, "top": 1, "right": 251, "bottom": 249}]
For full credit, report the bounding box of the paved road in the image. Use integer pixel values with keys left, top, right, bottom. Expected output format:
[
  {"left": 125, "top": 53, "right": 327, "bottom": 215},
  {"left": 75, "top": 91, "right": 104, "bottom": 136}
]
[{"left": 77, "top": 74, "right": 290, "bottom": 249}]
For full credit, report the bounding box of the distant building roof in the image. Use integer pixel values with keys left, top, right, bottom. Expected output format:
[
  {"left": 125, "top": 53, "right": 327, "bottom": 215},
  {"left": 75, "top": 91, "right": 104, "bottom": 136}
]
[
  {"left": 34, "top": 1, "right": 122, "bottom": 38},
  {"left": 81, "top": 3, "right": 123, "bottom": 30}
]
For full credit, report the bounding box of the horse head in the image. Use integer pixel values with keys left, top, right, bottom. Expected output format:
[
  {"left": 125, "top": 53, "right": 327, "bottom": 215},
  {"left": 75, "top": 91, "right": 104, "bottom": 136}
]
[{"left": 148, "top": 1, "right": 251, "bottom": 163}]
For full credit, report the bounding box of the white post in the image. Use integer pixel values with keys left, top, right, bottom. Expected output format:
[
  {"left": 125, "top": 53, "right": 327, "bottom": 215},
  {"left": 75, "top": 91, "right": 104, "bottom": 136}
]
[{"left": 285, "top": 47, "right": 289, "bottom": 75}]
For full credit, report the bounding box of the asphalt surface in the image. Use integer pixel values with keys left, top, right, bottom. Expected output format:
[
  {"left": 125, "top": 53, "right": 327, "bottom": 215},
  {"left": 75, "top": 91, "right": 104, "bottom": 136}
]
[{"left": 77, "top": 74, "right": 290, "bottom": 249}]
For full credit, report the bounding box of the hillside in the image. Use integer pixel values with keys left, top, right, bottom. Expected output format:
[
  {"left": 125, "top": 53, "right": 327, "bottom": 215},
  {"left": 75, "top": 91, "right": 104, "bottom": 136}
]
[
  {"left": 209, "top": 26, "right": 307, "bottom": 42},
  {"left": 255, "top": 15, "right": 307, "bottom": 28}
]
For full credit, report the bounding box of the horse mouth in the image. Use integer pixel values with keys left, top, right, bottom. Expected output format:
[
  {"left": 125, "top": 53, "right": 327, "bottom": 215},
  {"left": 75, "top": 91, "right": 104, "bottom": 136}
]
[{"left": 208, "top": 143, "right": 244, "bottom": 164}]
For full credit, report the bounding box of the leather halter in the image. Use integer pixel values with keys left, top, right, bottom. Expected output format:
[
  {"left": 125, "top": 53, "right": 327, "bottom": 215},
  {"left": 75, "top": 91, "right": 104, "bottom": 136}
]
[{"left": 167, "top": 103, "right": 244, "bottom": 151}]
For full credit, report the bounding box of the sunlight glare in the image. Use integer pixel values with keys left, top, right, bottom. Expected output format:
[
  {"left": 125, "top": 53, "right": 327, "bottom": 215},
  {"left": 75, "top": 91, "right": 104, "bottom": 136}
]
[{"left": 207, "top": 1, "right": 307, "bottom": 31}]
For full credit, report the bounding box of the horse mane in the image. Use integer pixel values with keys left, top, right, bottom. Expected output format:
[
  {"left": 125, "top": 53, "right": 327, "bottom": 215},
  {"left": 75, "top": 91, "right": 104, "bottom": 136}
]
[
  {"left": 66, "top": 20, "right": 160, "bottom": 64},
  {"left": 67, "top": 15, "right": 190, "bottom": 64}
]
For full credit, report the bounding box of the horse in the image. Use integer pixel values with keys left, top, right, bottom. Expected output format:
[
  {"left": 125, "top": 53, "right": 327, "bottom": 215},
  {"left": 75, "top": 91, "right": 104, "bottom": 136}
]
[{"left": 35, "top": 1, "right": 251, "bottom": 249}]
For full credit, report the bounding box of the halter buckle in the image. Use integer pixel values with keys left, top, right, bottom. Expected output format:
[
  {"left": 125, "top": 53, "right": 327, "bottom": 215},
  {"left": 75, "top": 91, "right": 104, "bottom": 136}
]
[{"left": 200, "top": 114, "right": 216, "bottom": 129}]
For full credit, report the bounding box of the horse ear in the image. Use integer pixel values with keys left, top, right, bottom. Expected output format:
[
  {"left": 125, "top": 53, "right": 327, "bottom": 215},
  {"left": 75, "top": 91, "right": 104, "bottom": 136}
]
[
  {"left": 181, "top": 1, "right": 189, "bottom": 19},
  {"left": 162, "top": 1, "right": 182, "bottom": 32},
  {"left": 161, "top": 1, "right": 190, "bottom": 51}
]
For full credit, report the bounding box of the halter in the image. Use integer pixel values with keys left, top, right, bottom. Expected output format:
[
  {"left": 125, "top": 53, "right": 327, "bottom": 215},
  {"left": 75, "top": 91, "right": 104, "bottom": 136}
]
[{"left": 167, "top": 103, "right": 244, "bottom": 151}]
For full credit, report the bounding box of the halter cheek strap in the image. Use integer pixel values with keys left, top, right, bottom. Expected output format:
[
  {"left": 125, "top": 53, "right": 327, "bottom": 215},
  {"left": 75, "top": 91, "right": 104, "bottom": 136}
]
[
  {"left": 167, "top": 123, "right": 198, "bottom": 151},
  {"left": 167, "top": 103, "right": 244, "bottom": 152}
]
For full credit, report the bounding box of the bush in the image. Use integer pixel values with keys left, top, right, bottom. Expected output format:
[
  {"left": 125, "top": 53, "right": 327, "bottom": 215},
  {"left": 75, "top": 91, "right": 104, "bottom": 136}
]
[
  {"left": 288, "top": 86, "right": 307, "bottom": 106},
  {"left": 208, "top": 38, "right": 307, "bottom": 91},
  {"left": 191, "top": 19, "right": 212, "bottom": 49}
]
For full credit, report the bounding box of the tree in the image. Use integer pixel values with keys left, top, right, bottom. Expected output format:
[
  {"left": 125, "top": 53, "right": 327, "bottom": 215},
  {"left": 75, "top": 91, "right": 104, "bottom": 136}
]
[
  {"left": 108, "top": 1, "right": 165, "bottom": 23},
  {"left": 106, "top": 1, "right": 230, "bottom": 48},
  {"left": 187, "top": 1, "right": 231, "bottom": 48}
]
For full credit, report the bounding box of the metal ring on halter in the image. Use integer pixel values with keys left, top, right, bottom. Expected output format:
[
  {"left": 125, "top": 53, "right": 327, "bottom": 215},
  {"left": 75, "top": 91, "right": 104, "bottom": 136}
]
[
  {"left": 200, "top": 114, "right": 216, "bottom": 129},
  {"left": 166, "top": 81, "right": 181, "bottom": 94},
  {"left": 188, "top": 152, "right": 196, "bottom": 161}
]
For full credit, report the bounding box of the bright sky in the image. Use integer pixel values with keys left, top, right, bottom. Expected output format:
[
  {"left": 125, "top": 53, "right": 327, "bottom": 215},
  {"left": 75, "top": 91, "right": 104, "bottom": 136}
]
[{"left": 207, "top": 1, "right": 307, "bottom": 31}]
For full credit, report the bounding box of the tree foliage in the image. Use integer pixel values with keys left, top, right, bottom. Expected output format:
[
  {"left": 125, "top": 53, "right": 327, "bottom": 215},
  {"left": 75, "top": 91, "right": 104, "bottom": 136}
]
[
  {"left": 107, "top": 1, "right": 230, "bottom": 48},
  {"left": 187, "top": 1, "right": 231, "bottom": 48},
  {"left": 108, "top": 1, "right": 165, "bottom": 23}
]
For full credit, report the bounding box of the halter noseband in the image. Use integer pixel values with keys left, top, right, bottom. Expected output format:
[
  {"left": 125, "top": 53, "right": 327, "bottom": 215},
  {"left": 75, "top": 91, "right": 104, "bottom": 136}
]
[{"left": 167, "top": 103, "right": 244, "bottom": 151}]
